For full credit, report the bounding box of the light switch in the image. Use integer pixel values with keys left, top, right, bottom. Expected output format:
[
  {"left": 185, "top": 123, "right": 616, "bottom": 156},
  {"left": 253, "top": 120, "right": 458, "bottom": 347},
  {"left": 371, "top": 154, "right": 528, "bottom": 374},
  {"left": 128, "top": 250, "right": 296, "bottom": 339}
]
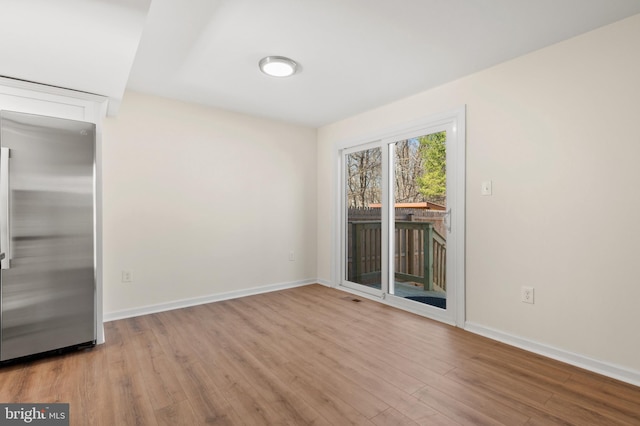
[{"left": 481, "top": 180, "right": 492, "bottom": 196}]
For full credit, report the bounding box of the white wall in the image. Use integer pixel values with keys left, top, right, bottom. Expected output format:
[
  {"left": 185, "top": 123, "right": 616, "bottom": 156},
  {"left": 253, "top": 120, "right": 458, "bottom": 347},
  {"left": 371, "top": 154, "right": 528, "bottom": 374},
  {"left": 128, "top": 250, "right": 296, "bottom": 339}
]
[
  {"left": 317, "top": 14, "right": 640, "bottom": 374},
  {"left": 102, "top": 91, "right": 317, "bottom": 317}
]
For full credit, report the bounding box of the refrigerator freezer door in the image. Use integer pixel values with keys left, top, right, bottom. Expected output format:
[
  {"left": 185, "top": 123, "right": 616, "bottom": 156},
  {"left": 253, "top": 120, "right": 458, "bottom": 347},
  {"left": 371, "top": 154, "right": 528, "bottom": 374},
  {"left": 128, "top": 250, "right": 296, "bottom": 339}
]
[{"left": 0, "top": 111, "right": 96, "bottom": 361}]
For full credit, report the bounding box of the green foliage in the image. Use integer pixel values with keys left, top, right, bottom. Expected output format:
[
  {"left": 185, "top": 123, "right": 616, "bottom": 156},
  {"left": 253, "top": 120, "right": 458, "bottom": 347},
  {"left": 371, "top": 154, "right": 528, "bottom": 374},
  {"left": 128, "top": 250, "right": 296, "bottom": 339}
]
[{"left": 417, "top": 132, "right": 446, "bottom": 201}]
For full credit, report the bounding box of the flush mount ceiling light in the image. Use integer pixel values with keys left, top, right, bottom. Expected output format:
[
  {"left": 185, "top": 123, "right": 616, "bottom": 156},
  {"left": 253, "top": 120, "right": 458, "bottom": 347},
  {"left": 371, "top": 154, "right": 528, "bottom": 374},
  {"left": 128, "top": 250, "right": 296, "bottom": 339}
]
[{"left": 259, "top": 56, "right": 298, "bottom": 77}]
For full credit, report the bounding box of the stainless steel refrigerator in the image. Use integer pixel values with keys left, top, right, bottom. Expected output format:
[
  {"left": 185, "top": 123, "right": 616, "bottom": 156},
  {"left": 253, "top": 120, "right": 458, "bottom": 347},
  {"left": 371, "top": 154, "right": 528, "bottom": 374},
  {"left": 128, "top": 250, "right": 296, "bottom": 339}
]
[{"left": 0, "top": 110, "right": 96, "bottom": 362}]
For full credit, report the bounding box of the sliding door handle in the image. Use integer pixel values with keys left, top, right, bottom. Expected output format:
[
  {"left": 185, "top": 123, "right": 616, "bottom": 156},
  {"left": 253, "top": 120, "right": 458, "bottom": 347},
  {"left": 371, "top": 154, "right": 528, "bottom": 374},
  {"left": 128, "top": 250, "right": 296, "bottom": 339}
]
[
  {"left": 443, "top": 208, "right": 452, "bottom": 233},
  {"left": 1, "top": 147, "right": 10, "bottom": 269}
]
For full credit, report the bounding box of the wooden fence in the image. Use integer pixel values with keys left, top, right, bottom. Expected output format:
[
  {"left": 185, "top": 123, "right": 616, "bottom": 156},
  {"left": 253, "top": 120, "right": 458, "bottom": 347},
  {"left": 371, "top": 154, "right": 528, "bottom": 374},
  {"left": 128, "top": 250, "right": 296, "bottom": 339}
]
[
  {"left": 348, "top": 207, "right": 447, "bottom": 235},
  {"left": 347, "top": 220, "right": 446, "bottom": 291}
]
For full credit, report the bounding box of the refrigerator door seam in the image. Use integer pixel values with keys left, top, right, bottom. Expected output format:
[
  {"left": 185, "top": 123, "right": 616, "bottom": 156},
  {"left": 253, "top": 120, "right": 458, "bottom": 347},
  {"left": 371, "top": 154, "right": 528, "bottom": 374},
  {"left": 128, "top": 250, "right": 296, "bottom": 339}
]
[{"left": 0, "top": 147, "right": 10, "bottom": 270}]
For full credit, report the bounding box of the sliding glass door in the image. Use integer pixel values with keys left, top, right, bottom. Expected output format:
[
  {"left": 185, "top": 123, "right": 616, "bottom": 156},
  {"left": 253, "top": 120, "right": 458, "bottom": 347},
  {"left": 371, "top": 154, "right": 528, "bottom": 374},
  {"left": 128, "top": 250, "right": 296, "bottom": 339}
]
[
  {"left": 389, "top": 131, "right": 448, "bottom": 310},
  {"left": 343, "top": 144, "right": 384, "bottom": 296},
  {"left": 339, "top": 109, "right": 465, "bottom": 326}
]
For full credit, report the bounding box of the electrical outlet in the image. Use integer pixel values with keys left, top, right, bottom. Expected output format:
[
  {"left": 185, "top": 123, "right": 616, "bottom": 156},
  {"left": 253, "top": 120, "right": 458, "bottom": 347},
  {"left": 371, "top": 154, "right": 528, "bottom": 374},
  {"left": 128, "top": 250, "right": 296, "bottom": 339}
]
[
  {"left": 521, "top": 286, "right": 534, "bottom": 304},
  {"left": 289, "top": 251, "right": 295, "bottom": 261},
  {"left": 122, "top": 270, "right": 133, "bottom": 283}
]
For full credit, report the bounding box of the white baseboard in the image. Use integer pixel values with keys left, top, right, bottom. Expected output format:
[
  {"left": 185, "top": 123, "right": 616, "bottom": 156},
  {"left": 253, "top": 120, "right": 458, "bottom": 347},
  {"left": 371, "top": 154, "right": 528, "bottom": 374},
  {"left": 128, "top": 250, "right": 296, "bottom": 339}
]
[
  {"left": 317, "top": 278, "right": 334, "bottom": 287},
  {"left": 465, "top": 321, "right": 640, "bottom": 388},
  {"left": 103, "top": 279, "right": 317, "bottom": 322}
]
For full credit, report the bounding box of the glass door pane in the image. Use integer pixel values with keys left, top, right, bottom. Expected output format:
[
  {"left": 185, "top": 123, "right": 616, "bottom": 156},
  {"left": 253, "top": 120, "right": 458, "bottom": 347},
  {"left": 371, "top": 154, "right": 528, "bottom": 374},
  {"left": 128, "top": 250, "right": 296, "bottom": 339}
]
[
  {"left": 345, "top": 146, "right": 382, "bottom": 290},
  {"left": 390, "top": 132, "right": 447, "bottom": 309}
]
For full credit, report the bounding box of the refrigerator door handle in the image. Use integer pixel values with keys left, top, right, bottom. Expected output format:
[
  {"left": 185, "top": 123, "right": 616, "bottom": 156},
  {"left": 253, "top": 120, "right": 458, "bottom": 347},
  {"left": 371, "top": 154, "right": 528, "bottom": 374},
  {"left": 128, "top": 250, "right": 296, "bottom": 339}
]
[{"left": 0, "top": 147, "right": 10, "bottom": 269}]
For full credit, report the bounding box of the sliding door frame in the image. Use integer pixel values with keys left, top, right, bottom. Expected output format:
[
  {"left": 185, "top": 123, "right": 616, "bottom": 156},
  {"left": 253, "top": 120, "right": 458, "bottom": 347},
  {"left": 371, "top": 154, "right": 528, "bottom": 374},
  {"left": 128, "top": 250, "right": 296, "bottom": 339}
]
[
  {"left": 340, "top": 140, "right": 389, "bottom": 298},
  {"left": 334, "top": 106, "right": 466, "bottom": 327}
]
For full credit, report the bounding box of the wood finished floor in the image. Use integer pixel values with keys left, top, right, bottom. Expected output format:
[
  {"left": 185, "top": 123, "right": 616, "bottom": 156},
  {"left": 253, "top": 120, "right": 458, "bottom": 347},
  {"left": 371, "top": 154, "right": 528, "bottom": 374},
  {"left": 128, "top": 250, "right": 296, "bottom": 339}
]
[{"left": 1, "top": 284, "right": 639, "bottom": 425}]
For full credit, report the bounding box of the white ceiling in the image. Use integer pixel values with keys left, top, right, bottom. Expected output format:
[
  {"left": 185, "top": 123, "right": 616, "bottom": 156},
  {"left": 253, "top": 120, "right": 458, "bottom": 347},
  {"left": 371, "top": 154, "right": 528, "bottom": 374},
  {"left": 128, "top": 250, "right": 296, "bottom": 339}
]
[
  {"left": 2, "top": 1, "right": 640, "bottom": 127},
  {"left": 0, "top": 0, "right": 151, "bottom": 114}
]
